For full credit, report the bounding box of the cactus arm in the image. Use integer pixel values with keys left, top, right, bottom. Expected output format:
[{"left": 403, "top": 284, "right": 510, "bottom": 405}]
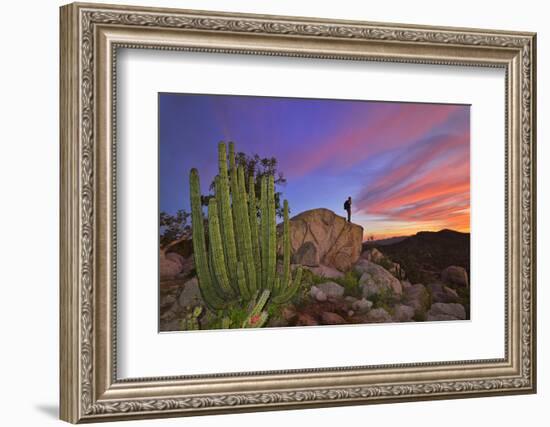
[
  {"left": 207, "top": 198, "right": 234, "bottom": 298},
  {"left": 217, "top": 143, "right": 238, "bottom": 287},
  {"left": 236, "top": 261, "right": 251, "bottom": 301},
  {"left": 248, "top": 175, "right": 262, "bottom": 289},
  {"left": 282, "top": 199, "right": 291, "bottom": 294},
  {"left": 189, "top": 168, "right": 225, "bottom": 310},
  {"left": 237, "top": 166, "right": 257, "bottom": 296},
  {"left": 228, "top": 142, "right": 244, "bottom": 261},
  {"left": 272, "top": 266, "right": 302, "bottom": 304},
  {"left": 266, "top": 175, "right": 277, "bottom": 291},
  {"left": 260, "top": 176, "right": 268, "bottom": 289},
  {"left": 243, "top": 311, "right": 268, "bottom": 328},
  {"left": 242, "top": 289, "right": 271, "bottom": 328}
]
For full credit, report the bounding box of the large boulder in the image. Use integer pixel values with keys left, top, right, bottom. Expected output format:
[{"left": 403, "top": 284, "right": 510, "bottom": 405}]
[
  {"left": 393, "top": 304, "right": 415, "bottom": 322},
  {"left": 357, "top": 260, "right": 403, "bottom": 297},
  {"left": 177, "top": 277, "right": 202, "bottom": 309},
  {"left": 428, "top": 283, "right": 460, "bottom": 304},
  {"left": 441, "top": 266, "right": 469, "bottom": 288},
  {"left": 291, "top": 241, "right": 319, "bottom": 266},
  {"left": 315, "top": 281, "right": 345, "bottom": 299},
  {"left": 427, "top": 302, "right": 466, "bottom": 321},
  {"left": 279, "top": 208, "right": 363, "bottom": 272},
  {"left": 160, "top": 251, "right": 183, "bottom": 281}
]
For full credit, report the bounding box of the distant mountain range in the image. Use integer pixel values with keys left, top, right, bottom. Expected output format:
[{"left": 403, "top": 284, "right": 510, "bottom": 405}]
[
  {"left": 364, "top": 229, "right": 470, "bottom": 284},
  {"left": 365, "top": 236, "right": 408, "bottom": 246}
]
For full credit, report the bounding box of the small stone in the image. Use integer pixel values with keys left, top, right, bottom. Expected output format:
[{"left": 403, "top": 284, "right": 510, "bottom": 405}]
[
  {"left": 160, "top": 294, "right": 176, "bottom": 309},
  {"left": 315, "top": 290, "right": 327, "bottom": 302},
  {"left": 427, "top": 303, "right": 466, "bottom": 321},
  {"left": 316, "top": 282, "right": 345, "bottom": 299},
  {"left": 309, "top": 285, "right": 319, "bottom": 299},
  {"left": 441, "top": 266, "right": 469, "bottom": 288},
  {"left": 348, "top": 310, "right": 355, "bottom": 317},
  {"left": 297, "top": 313, "right": 318, "bottom": 326},
  {"left": 282, "top": 306, "right": 297, "bottom": 321},
  {"left": 393, "top": 304, "right": 415, "bottom": 322},
  {"left": 352, "top": 298, "right": 373, "bottom": 313},
  {"left": 366, "top": 308, "right": 392, "bottom": 323},
  {"left": 160, "top": 309, "right": 176, "bottom": 322},
  {"left": 321, "top": 312, "right": 346, "bottom": 325}
]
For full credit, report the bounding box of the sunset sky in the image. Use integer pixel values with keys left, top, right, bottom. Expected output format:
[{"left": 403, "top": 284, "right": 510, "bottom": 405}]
[{"left": 159, "top": 93, "right": 470, "bottom": 240}]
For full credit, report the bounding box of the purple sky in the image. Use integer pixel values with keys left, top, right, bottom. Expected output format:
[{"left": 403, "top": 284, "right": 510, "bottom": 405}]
[{"left": 159, "top": 93, "right": 470, "bottom": 239}]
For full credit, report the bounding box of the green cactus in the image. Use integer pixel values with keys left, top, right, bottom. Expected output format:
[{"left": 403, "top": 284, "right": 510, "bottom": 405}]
[
  {"left": 180, "top": 305, "right": 203, "bottom": 330},
  {"left": 188, "top": 142, "right": 302, "bottom": 327},
  {"left": 189, "top": 168, "right": 225, "bottom": 311},
  {"left": 242, "top": 289, "right": 271, "bottom": 328}
]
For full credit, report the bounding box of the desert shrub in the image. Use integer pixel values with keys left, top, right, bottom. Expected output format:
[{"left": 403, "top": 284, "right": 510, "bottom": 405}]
[
  {"left": 369, "top": 288, "right": 398, "bottom": 315},
  {"left": 333, "top": 270, "right": 362, "bottom": 298},
  {"left": 378, "top": 257, "right": 394, "bottom": 271},
  {"left": 413, "top": 309, "right": 427, "bottom": 322}
]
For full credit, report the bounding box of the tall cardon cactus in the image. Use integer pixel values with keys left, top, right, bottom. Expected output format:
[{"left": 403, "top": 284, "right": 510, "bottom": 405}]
[{"left": 190, "top": 142, "right": 302, "bottom": 319}]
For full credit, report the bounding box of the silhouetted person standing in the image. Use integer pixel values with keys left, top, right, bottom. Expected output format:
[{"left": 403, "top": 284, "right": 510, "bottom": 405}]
[{"left": 344, "top": 196, "right": 352, "bottom": 222}]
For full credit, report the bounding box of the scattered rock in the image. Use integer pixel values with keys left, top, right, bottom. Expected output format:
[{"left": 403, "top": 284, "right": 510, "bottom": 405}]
[
  {"left": 280, "top": 208, "right": 363, "bottom": 272},
  {"left": 160, "top": 253, "right": 183, "bottom": 281},
  {"left": 348, "top": 310, "right": 354, "bottom": 317},
  {"left": 315, "top": 290, "right": 327, "bottom": 302},
  {"left": 359, "top": 249, "right": 405, "bottom": 280},
  {"left": 160, "top": 294, "right": 176, "bottom": 310},
  {"left": 321, "top": 312, "right": 346, "bottom": 325},
  {"left": 428, "top": 283, "right": 460, "bottom": 304},
  {"left": 444, "top": 286, "right": 459, "bottom": 299},
  {"left": 302, "top": 264, "right": 345, "bottom": 279},
  {"left": 165, "top": 252, "right": 184, "bottom": 268},
  {"left": 292, "top": 241, "right": 319, "bottom": 267},
  {"left": 282, "top": 306, "right": 297, "bottom": 322},
  {"left": 353, "top": 258, "right": 371, "bottom": 275},
  {"left": 401, "top": 280, "right": 412, "bottom": 289},
  {"left": 296, "top": 313, "right": 319, "bottom": 326},
  {"left": 427, "top": 302, "right": 466, "bottom": 321},
  {"left": 344, "top": 296, "right": 358, "bottom": 304},
  {"left": 441, "top": 266, "right": 469, "bottom": 288},
  {"left": 363, "top": 248, "right": 385, "bottom": 263},
  {"left": 177, "top": 277, "right": 202, "bottom": 308},
  {"left": 352, "top": 298, "right": 373, "bottom": 314},
  {"left": 403, "top": 284, "right": 430, "bottom": 314},
  {"left": 357, "top": 260, "right": 403, "bottom": 297},
  {"left": 366, "top": 308, "right": 392, "bottom": 323},
  {"left": 316, "top": 282, "right": 345, "bottom": 299},
  {"left": 393, "top": 304, "right": 415, "bottom": 322},
  {"left": 160, "top": 309, "right": 176, "bottom": 322}
]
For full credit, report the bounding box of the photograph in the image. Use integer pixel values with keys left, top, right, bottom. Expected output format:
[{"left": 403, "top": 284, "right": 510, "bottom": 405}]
[{"left": 158, "top": 94, "right": 471, "bottom": 332}]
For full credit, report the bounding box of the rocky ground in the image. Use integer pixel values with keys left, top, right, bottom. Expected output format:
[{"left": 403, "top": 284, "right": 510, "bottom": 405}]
[{"left": 159, "top": 208, "right": 470, "bottom": 332}]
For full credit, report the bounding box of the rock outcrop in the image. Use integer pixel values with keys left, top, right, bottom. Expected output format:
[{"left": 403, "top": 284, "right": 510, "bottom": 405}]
[
  {"left": 279, "top": 208, "right": 363, "bottom": 272},
  {"left": 355, "top": 259, "right": 403, "bottom": 297},
  {"left": 441, "top": 265, "right": 469, "bottom": 288}
]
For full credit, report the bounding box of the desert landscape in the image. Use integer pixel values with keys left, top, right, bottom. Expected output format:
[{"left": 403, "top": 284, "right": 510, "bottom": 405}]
[{"left": 159, "top": 142, "right": 470, "bottom": 332}]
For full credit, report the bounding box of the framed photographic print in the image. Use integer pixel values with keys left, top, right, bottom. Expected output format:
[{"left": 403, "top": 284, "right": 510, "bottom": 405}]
[{"left": 60, "top": 2, "right": 537, "bottom": 423}]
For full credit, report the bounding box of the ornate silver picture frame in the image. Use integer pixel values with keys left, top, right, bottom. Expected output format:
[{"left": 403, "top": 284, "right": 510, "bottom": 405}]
[{"left": 60, "top": 2, "right": 536, "bottom": 423}]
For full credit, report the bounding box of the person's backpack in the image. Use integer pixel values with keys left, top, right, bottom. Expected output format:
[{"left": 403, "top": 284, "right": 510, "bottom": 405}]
[{"left": 344, "top": 200, "right": 350, "bottom": 210}]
